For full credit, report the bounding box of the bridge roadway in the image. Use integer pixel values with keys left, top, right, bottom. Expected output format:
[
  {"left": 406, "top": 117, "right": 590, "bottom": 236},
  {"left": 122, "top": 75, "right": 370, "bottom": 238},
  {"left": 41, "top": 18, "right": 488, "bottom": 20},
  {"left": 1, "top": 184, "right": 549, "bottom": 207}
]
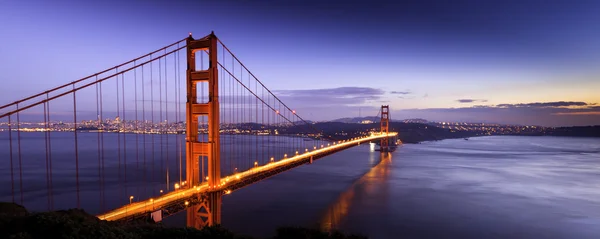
[{"left": 97, "top": 132, "right": 397, "bottom": 221}]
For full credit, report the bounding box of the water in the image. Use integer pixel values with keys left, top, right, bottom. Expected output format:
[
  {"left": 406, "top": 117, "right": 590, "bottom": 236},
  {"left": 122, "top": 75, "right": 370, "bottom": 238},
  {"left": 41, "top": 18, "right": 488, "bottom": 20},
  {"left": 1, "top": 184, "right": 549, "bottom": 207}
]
[
  {"left": 174, "top": 136, "right": 600, "bottom": 238},
  {"left": 0, "top": 132, "right": 323, "bottom": 214},
  {"left": 2, "top": 134, "right": 600, "bottom": 238}
]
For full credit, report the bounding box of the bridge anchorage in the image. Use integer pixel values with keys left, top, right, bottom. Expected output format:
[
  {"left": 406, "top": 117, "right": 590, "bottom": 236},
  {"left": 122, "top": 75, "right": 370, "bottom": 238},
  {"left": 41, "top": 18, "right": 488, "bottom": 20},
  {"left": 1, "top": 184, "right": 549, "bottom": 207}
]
[{"left": 0, "top": 31, "right": 397, "bottom": 229}]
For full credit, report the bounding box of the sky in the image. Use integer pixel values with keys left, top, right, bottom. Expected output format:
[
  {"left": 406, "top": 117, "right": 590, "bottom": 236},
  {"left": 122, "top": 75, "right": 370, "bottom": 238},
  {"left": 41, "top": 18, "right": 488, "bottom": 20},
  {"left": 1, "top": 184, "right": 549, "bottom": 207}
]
[{"left": 1, "top": 0, "right": 599, "bottom": 126}]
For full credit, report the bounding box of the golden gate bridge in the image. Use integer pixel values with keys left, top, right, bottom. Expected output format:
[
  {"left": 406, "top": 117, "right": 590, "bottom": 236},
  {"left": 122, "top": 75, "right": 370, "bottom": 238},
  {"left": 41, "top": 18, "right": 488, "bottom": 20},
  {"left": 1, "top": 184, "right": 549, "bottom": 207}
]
[{"left": 0, "top": 32, "right": 397, "bottom": 228}]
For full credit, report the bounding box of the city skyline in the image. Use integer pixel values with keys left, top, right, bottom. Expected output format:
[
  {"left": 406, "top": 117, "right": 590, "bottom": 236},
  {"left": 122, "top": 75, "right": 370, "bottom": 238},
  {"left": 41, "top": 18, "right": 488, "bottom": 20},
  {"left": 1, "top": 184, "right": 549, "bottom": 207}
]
[{"left": 1, "top": 0, "right": 599, "bottom": 126}]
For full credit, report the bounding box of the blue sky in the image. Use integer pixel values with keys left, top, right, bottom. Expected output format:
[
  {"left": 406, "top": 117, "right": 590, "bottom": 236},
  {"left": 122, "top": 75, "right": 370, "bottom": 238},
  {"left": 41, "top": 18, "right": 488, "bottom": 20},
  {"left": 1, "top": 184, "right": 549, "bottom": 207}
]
[{"left": 1, "top": 0, "right": 599, "bottom": 126}]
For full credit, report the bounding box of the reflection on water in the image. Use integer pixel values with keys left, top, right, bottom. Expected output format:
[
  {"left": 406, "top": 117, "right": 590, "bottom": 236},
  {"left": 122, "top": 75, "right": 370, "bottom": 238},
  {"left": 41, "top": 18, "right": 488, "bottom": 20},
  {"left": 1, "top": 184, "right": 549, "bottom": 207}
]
[
  {"left": 167, "top": 136, "right": 600, "bottom": 239},
  {"left": 320, "top": 152, "right": 393, "bottom": 232}
]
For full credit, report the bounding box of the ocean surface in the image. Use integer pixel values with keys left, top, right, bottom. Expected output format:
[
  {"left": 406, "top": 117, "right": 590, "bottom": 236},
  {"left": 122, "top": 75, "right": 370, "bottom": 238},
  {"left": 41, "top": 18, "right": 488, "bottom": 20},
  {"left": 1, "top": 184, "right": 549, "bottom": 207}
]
[{"left": 2, "top": 134, "right": 600, "bottom": 238}]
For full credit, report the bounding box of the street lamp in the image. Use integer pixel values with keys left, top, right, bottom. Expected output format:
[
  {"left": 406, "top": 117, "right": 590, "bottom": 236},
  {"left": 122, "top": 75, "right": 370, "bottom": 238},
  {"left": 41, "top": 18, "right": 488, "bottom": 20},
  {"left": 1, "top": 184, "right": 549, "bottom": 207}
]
[
  {"left": 174, "top": 183, "right": 180, "bottom": 190},
  {"left": 129, "top": 196, "right": 134, "bottom": 204},
  {"left": 159, "top": 189, "right": 163, "bottom": 195}
]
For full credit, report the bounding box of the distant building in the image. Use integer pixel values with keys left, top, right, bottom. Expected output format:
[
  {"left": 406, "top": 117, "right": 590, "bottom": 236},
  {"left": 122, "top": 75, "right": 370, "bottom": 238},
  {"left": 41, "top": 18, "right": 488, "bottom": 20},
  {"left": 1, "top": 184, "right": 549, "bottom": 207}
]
[{"left": 361, "top": 120, "right": 373, "bottom": 124}]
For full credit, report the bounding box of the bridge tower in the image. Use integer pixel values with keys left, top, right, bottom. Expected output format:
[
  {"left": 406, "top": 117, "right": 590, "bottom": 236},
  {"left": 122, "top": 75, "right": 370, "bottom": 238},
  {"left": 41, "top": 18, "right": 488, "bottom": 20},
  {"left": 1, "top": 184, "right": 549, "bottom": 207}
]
[
  {"left": 185, "top": 32, "right": 222, "bottom": 227},
  {"left": 380, "top": 105, "right": 390, "bottom": 151}
]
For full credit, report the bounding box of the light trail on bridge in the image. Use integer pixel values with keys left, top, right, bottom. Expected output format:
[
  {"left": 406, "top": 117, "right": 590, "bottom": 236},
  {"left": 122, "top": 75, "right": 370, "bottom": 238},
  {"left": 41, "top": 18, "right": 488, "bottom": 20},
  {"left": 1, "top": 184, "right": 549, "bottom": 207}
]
[
  {"left": 0, "top": 33, "right": 399, "bottom": 227},
  {"left": 97, "top": 132, "right": 396, "bottom": 221}
]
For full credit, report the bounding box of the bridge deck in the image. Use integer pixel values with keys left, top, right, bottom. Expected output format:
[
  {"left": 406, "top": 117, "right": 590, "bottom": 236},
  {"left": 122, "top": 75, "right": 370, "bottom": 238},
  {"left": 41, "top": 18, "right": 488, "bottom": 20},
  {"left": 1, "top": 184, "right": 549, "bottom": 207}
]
[{"left": 96, "top": 132, "right": 397, "bottom": 221}]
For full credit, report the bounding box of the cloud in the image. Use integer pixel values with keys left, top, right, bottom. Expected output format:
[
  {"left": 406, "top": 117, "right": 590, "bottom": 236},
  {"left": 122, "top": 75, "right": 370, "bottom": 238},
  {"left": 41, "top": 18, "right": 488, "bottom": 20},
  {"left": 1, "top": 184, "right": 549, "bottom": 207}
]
[
  {"left": 456, "top": 99, "right": 488, "bottom": 103},
  {"left": 274, "top": 87, "right": 385, "bottom": 107},
  {"left": 276, "top": 87, "right": 384, "bottom": 97},
  {"left": 389, "top": 90, "right": 411, "bottom": 95},
  {"left": 553, "top": 112, "right": 600, "bottom": 116},
  {"left": 393, "top": 101, "right": 600, "bottom": 127},
  {"left": 495, "top": 101, "right": 589, "bottom": 108},
  {"left": 398, "top": 96, "right": 415, "bottom": 99}
]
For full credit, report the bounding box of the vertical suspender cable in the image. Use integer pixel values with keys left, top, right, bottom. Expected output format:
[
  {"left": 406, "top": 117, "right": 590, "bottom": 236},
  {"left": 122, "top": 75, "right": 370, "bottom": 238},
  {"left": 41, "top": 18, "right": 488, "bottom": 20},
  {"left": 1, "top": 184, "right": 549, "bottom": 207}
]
[
  {"left": 229, "top": 60, "right": 233, "bottom": 175},
  {"left": 95, "top": 80, "right": 102, "bottom": 211},
  {"left": 165, "top": 49, "right": 170, "bottom": 189},
  {"left": 175, "top": 47, "right": 181, "bottom": 185},
  {"left": 159, "top": 57, "right": 164, "bottom": 189},
  {"left": 73, "top": 84, "right": 80, "bottom": 208},
  {"left": 8, "top": 115, "right": 15, "bottom": 202},
  {"left": 142, "top": 64, "right": 148, "bottom": 196},
  {"left": 47, "top": 94, "right": 54, "bottom": 206},
  {"left": 134, "top": 61, "right": 140, "bottom": 198},
  {"left": 262, "top": 86, "right": 264, "bottom": 165},
  {"left": 150, "top": 56, "right": 155, "bottom": 188},
  {"left": 100, "top": 79, "right": 105, "bottom": 211},
  {"left": 255, "top": 73, "right": 258, "bottom": 165},
  {"left": 16, "top": 103, "right": 23, "bottom": 204},
  {"left": 122, "top": 73, "right": 127, "bottom": 199},
  {"left": 44, "top": 102, "right": 50, "bottom": 210},
  {"left": 116, "top": 69, "right": 122, "bottom": 200}
]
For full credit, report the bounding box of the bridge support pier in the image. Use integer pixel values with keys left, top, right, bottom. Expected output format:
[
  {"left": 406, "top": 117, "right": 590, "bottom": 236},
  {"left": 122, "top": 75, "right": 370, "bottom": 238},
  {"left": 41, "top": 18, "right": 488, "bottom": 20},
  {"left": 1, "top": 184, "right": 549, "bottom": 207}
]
[
  {"left": 187, "top": 191, "right": 222, "bottom": 228},
  {"left": 186, "top": 32, "right": 221, "bottom": 226}
]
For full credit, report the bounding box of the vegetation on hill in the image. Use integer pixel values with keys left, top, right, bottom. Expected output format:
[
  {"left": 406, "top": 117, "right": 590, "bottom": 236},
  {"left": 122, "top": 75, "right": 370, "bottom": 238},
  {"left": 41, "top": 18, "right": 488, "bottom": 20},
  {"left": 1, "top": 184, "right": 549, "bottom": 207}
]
[{"left": 0, "top": 202, "right": 366, "bottom": 239}]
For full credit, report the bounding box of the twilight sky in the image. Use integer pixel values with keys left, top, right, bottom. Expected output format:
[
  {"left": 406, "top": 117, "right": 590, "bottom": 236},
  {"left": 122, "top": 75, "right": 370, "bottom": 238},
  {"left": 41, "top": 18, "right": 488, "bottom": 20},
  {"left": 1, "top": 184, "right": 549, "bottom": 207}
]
[{"left": 1, "top": 0, "right": 599, "bottom": 126}]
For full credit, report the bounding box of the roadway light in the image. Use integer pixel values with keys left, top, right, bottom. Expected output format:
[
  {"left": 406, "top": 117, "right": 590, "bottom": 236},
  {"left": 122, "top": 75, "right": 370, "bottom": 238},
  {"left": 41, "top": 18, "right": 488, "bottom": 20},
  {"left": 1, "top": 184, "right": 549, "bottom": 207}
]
[
  {"left": 254, "top": 161, "right": 258, "bottom": 166},
  {"left": 205, "top": 176, "right": 209, "bottom": 180},
  {"left": 295, "top": 151, "right": 298, "bottom": 155},
  {"left": 184, "top": 201, "right": 189, "bottom": 206},
  {"left": 284, "top": 154, "right": 287, "bottom": 158},
  {"left": 174, "top": 183, "right": 180, "bottom": 190},
  {"left": 270, "top": 157, "right": 274, "bottom": 162},
  {"left": 160, "top": 190, "right": 163, "bottom": 194},
  {"left": 129, "top": 196, "right": 134, "bottom": 204}
]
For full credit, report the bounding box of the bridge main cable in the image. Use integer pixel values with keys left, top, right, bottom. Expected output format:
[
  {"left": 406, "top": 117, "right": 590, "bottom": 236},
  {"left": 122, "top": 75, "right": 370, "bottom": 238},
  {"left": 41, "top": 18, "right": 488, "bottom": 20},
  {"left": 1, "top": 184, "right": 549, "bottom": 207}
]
[
  {"left": 0, "top": 42, "right": 188, "bottom": 119},
  {"left": 0, "top": 38, "right": 188, "bottom": 117},
  {"left": 216, "top": 39, "right": 332, "bottom": 140}
]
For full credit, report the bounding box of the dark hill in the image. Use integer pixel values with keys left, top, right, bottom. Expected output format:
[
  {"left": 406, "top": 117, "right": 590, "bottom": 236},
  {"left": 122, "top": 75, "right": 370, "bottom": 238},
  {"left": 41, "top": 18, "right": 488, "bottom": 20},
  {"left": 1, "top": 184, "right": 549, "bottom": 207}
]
[{"left": 0, "top": 202, "right": 367, "bottom": 239}]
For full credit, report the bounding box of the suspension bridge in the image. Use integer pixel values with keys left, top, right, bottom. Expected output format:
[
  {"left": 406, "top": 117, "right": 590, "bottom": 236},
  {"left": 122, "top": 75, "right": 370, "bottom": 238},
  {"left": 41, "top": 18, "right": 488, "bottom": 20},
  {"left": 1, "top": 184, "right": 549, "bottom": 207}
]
[{"left": 0, "top": 32, "right": 397, "bottom": 228}]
